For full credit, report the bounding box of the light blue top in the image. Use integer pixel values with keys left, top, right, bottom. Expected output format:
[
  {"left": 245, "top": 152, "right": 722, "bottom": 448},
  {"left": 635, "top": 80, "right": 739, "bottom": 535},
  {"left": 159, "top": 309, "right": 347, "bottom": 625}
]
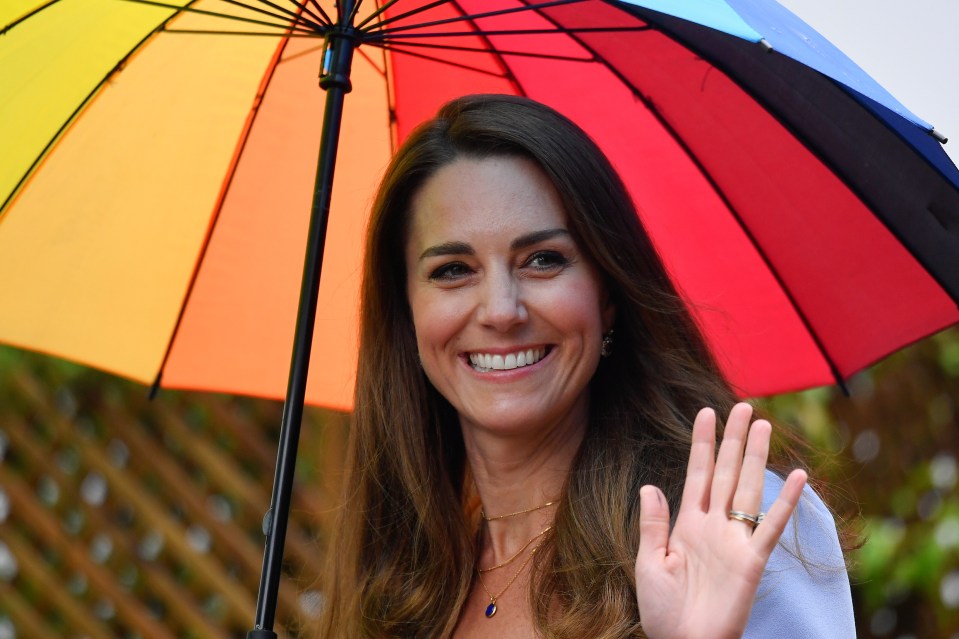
[{"left": 744, "top": 471, "right": 856, "bottom": 638}]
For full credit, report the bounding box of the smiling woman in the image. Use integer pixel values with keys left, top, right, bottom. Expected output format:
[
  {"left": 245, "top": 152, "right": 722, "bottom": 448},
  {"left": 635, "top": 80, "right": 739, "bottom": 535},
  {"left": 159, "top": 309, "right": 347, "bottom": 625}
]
[
  {"left": 405, "top": 156, "right": 614, "bottom": 440},
  {"left": 317, "top": 95, "right": 855, "bottom": 639}
]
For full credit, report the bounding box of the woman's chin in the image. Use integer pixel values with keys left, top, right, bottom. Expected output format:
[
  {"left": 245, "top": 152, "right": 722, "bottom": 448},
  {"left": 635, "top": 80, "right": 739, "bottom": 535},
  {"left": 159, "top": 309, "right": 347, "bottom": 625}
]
[{"left": 456, "top": 396, "right": 589, "bottom": 444}]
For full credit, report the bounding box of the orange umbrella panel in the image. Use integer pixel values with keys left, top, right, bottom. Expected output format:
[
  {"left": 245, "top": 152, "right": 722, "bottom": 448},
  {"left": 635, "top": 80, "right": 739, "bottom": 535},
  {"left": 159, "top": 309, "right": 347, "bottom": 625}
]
[{"left": 0, "top": 1, "right": 391, "bottom": 411}]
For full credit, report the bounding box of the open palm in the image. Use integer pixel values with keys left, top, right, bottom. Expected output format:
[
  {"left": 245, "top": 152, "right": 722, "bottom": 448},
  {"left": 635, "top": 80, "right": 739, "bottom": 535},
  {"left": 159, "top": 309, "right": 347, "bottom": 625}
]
[{"left": 634, "top": 403, "right": 807, "bottom": 639}]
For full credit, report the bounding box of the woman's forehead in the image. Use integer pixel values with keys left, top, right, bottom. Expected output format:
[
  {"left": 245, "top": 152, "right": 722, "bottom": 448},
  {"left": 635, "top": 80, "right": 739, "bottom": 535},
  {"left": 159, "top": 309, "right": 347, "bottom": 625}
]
[{"left": 404, "top": 155, "right": 569, "bottom": 252}]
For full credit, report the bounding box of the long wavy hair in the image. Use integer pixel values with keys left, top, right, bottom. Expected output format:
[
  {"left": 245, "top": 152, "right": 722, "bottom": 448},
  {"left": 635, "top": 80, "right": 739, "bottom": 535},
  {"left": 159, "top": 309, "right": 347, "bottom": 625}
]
[{"left": 318, "top": 94, "right": 781, "bottom": 638}]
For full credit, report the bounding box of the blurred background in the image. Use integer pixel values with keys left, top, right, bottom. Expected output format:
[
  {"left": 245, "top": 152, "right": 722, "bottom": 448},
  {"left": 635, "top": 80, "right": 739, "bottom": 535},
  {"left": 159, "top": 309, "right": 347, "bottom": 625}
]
[{"left": 1, "top": 326, "right": 958, "bottom": 638}]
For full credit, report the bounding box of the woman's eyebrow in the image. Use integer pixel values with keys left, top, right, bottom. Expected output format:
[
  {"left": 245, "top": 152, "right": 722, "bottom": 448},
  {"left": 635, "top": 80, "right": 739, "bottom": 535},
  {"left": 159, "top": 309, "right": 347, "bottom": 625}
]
[
  {"left": 418, "top": 229, "right": 570, "bottom": 260},
  {"left": 419, "top": 241, "right": 473, "bottom": 260},
  {"left": 510, "top": 228, "right": 570, "bottom": 250}
]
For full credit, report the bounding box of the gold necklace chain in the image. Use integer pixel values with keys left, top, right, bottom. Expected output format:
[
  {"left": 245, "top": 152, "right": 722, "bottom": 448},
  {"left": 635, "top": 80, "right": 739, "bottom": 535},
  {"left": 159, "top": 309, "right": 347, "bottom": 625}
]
[
  {"left": 477, "top": 540, "right": 543, "bottom": 619},
  {"left": 481, "top": 499, "right": 556, "bottom": 521},
  {"left": 477, "top": 526, "right": 552, "bottom": 573}
]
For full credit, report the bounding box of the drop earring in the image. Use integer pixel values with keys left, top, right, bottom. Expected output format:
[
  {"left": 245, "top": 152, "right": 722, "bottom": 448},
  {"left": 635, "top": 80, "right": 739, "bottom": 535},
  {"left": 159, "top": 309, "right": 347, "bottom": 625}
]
[{"left": 601, "top": 329, "right": 614, "bottom": 358}]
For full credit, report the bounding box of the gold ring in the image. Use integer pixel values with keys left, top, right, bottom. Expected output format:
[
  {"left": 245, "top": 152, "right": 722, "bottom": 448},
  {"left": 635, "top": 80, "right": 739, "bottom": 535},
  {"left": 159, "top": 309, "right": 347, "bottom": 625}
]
[{"left": 728, "top": 510, "right": 759, "bottom": 527}]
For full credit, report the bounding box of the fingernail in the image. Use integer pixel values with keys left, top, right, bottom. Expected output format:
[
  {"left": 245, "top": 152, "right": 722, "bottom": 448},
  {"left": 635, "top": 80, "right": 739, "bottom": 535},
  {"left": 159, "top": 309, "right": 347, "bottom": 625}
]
[{"left": 642, "top": 485, "right": 664, "bottom": 506}]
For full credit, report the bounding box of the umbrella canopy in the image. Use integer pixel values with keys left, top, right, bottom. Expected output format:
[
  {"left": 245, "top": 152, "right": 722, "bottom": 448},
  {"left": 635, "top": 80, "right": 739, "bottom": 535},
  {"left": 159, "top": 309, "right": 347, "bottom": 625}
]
[{"left": 2, "top": 0, "right": 958, "bottom": 407}]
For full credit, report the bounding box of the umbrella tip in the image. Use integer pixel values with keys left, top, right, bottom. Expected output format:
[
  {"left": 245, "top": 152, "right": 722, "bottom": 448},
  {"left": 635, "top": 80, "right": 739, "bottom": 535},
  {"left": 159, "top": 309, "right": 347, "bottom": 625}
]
[
  {"left": 836, "top": 377, "right": 850, "bottom": 397},
  {"left": 759, "top": 38, "right": 773, "bottom": 53},
  {"left": 931, "top": 128, "right": 948, "bottom": 144},
  {"left": 148, "top": 373, "right": 162, "bottom": 400}
]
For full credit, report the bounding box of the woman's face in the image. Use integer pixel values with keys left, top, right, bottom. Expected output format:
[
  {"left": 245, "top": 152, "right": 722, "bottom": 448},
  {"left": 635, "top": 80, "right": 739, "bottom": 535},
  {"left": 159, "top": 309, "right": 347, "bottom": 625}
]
[{"left": 404, "top": 155, "right": 615, "bottom": 439}]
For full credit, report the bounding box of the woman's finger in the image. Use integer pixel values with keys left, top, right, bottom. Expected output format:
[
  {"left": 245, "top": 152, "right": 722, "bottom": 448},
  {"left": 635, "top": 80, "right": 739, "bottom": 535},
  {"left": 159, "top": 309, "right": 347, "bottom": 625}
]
[
  {"left": 637, "top": 485, "right": 671, "bottom": 566},
  {"left": 709, "top": 403, "right": 753, "bottom": 513},
  {"left": 678, "top": 407, "right": 718, "bottom": 516},
  {"left": 728, "top": 419, "right": 771, "bottom": 533},
  {"left": 750, "top": 469, "right": 808, "bottom": 554}
]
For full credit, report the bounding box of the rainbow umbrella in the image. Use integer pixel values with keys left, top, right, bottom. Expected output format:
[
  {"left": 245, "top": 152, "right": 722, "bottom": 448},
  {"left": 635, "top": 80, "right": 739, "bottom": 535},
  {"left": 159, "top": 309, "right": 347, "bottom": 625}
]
[{"left": 3, "top": 0, "right": 958, "bottom": 635}]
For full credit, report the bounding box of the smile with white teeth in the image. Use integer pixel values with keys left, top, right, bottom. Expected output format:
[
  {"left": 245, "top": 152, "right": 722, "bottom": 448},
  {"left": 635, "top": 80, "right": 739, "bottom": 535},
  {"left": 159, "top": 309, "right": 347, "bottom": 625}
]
[{"left": 468, "top": 347, "right": 547, "bottom": 372}]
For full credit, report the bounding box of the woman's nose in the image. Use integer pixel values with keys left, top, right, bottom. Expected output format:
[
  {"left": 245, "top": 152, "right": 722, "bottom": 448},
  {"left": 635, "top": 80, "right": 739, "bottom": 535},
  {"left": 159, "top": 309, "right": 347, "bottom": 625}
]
[{"left": 477, "top": 272, "right": 528, "bottom": 330}]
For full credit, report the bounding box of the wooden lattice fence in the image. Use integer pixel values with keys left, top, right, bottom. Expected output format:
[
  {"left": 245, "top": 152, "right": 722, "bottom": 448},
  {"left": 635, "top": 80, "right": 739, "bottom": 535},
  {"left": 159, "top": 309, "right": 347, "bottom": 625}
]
[{"left": 0, "top": 354, "right": 347, "bottom": 638}]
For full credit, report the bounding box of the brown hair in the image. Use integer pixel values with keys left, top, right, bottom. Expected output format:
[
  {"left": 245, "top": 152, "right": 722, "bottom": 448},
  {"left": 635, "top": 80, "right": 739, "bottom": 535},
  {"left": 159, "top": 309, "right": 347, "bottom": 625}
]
[{"left": 319, "top": 94, "right": 771, "bottom": 638}]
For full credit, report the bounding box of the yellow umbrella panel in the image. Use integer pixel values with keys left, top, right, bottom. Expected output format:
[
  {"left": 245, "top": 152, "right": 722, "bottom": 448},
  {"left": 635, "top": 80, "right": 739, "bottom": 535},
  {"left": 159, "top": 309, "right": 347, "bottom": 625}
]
[{"left": 0, "top": 1, "right": 391, "bottom": 410}]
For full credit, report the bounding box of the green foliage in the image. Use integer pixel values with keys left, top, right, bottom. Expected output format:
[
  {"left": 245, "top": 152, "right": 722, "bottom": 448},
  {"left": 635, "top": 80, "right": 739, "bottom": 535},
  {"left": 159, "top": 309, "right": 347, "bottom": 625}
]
[
  {"left": 761, "top": 326, "right": 959, "bottom": 637},
  {"left": 937, "top": 333, "right": 959, "bottom": 377}
]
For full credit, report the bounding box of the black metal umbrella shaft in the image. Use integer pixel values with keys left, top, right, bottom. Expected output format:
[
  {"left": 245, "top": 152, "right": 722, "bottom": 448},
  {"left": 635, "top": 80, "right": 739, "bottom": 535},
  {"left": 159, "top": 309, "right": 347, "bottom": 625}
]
[{"left": 248, "top": 7, "right": 357, "bottom": 638}]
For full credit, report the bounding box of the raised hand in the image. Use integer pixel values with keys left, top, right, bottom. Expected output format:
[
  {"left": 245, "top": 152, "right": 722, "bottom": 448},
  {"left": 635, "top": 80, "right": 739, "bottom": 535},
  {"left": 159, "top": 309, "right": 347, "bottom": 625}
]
[{"left": 634, "top": 403, "right": 807, "bottom": 639}]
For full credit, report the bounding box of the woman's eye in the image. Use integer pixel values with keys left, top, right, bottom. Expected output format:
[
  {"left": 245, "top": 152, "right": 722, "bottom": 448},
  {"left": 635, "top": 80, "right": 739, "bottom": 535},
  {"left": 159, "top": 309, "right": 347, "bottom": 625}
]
[
  {"left": 525, "top": 250, "right": 569, "bottom": 271},
  {"left": 428, "top": 262, "right": 473, "bottom": 281}
]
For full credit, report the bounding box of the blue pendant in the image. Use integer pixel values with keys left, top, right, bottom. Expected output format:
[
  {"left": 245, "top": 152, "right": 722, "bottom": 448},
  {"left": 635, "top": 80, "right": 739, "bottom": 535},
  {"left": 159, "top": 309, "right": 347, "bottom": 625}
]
[{"left": 485, "top": 602, "right": 497, "bottom": 618}]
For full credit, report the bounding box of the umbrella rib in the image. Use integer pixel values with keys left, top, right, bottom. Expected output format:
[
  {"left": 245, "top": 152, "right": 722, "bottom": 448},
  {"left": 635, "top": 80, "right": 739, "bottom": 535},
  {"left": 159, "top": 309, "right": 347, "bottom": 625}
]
[
  {"left": 242, "top": 0, "right": 328, "bottom": 29},
  {"left": 1, "top": 6, "right": 189, "bottom": 215},
  {"left": 164, "top": 28, "right": 323, "bottom": 36},
  {"left": 366, "top": 26, "right": 651, "bottom": 40},
  {"left": 447, "top": 0, "right": 527, "bottom": 96},
  {"left": 121, "top": 0, "right": 319, "bottom": 36},
  {"left": 210, "top": 0, "right": 324, "bottom": 30},
  {"left": 345, "top": 0, "right": 364, "bottom": 26},
  {"left": 364, "top": 42, "right": 510, "bottom": 77},
  {"left": 360, "top": 0, "right": 585, "bottom": 35},
  {"left": 0, "top": 0, "right": 62, "bottom": 34},
  {"left": 361, "top": 38, "right": 591, "bottom": 62},
  {"left": 356, "top": 0, "right": 404, "bottom": 30},
  {"left": 355, "top": 45, "right": 387, "bottom": 76},
  {"left": 360, "top": 0, "right": 452, "bottom": 33},
  {"left": 277, "top": 41, "right": 326, "bottom": 62},
  {"left": 520, "top": 3, "right": 653, "bottom": 110},
  {"left": 378, "top": 20, "right": 400, "bottom": 155},
  {"left": 303, "top": 0, "right": 335, "bottom": 25},
  {"left": 362, "top": 0, "right": 530, "bottom": 99},
  {"left": 279, "top": 0, "right": 331, "bottom": 28}
]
